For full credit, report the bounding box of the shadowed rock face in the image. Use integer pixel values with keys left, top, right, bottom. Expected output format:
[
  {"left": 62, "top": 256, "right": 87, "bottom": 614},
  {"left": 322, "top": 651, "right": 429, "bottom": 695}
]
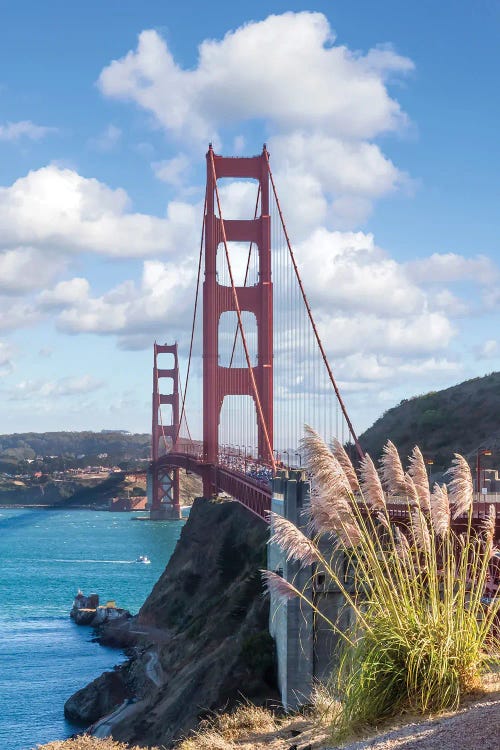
[
  {"left": 65, "top": 671, "right": 130, "bottom": 725},
  {"left": 65, "top": 498, "right": 278, "bottom": 748}
]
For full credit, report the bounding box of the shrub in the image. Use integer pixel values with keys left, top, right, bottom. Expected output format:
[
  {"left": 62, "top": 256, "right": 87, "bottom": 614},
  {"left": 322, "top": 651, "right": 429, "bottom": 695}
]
[{"left": 264, "top": 429, "right": 500, "bottom": 737}]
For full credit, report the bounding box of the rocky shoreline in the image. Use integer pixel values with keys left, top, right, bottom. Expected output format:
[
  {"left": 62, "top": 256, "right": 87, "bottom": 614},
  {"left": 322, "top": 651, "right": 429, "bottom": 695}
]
[{"left": 64, "top": 498, "right": 279, "bottom": 747}]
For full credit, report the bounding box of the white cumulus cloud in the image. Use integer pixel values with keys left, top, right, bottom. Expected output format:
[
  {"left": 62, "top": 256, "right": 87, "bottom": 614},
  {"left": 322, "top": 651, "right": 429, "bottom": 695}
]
[
  {"left": 0, "top": 166, "right": 200, "bottom": 259},
  {"left": 407, "top": 252, "right": 498, "bottom": 285},
  {"left": 0, "top": 247, "right": 63, "bottom": 294},
  {"left": 10, "top": 375, "right": 104, "bottom": 401},
  {"left": 43, "top": 260, "right": 196, "bottom": 347},
  {"left": 99, "top": 13, "right": 413, "bottom": 143}
]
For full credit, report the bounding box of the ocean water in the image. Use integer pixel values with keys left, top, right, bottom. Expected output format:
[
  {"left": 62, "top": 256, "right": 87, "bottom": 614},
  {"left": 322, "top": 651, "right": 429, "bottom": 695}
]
[{"left": 0, "top": 508, "right": 185, "bottom": 750}]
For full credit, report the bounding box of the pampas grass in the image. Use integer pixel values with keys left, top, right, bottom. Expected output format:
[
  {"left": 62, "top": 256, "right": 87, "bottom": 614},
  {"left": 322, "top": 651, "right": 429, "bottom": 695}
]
[
  {"left": 447, "top": 453, "right": 474, "bottom": 519},
  {"left": 481, "top": 504, "right": 496, "bottom": 556},
  {"left": 261, "top": 570, "right": 302, "bottom": 601},
  {"left": 268, "top": 511, "right": 320, "bottom": 565},
  {"left": 267, "top": 432, "right": 500, "bottom": 738},
  {"left": 331, "top": 438, "right": 360, "bottom": 494},
  {"left": 408, "top": 446, "right": 431, "bottom": 512},
  {"left": 410, "top": 506, "right": 431, "bottom": 555},
  {"left": 359, "top": 454, "right": 386, "bottom": 511},
  {"left": 379, "top": 440, "right": 406, "bottom": 495},
  {"left": 302, "top": 426, "right": 362, "bottom": 546},
  {"left": 430, "top": 483, "right": 450, "bottom": 538}
]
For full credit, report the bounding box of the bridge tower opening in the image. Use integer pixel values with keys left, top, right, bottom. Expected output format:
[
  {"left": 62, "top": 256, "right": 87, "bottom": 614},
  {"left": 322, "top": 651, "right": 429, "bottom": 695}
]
[
  {"left": 203, "top": 146, "right": 273, "bottom": 497},
  {"left": 150, "top": 342, "right": 181, "bottom": 520}
]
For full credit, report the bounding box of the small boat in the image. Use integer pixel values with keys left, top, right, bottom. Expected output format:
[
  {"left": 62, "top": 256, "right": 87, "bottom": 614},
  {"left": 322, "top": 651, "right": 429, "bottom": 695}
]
[{"left": 135, "top": 555, "right": 151, "bottom": 564}]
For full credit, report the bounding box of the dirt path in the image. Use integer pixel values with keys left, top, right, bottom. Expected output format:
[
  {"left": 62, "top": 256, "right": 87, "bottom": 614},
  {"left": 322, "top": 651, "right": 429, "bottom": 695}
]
[{"left": 333, "top": 694, "right": 500, "bottom": 750}]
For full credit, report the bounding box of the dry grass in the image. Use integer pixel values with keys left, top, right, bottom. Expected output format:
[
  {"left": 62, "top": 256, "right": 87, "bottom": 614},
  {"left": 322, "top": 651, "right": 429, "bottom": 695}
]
[
  {"left": 175, "top": 694, "right": 343, "bottom": 750},
  {"left": 34, "top": 738, "right": 161, "bottom": 750},
  {"left": 176, "top": 704, "right": 276, "bottom": 749}
]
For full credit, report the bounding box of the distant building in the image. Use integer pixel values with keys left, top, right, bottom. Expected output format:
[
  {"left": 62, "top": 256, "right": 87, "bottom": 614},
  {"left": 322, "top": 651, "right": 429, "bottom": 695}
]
[{"left": 109, "top": 495, "right": 147, "bottom": 512}]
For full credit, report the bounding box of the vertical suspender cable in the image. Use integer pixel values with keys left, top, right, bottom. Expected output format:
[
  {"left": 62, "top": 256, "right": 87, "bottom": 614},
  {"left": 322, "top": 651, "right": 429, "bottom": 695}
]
[
  {"left": 264, "top": 152, "right": 364, "bottom": 460},
  {"left": 177, "top": 189, "right": 207, "bottom": 448}
]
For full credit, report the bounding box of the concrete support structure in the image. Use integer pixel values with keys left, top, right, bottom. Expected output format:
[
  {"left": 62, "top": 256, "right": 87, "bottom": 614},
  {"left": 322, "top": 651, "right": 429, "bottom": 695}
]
[
  {"left": 268, "top": 471, "right": 356, "bottom": 710},
  {"left": 268, "top": 471, "right": 314, "bottom": 710}
]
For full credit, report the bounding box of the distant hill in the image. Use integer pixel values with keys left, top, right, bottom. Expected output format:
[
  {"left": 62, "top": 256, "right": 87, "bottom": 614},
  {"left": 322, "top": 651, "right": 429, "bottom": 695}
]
[
  {"left": 0, "top": 431, "right": 150, "bottom": 471},
  {"left": 359, "top": 371, "right": 500, "bottom": 472}
]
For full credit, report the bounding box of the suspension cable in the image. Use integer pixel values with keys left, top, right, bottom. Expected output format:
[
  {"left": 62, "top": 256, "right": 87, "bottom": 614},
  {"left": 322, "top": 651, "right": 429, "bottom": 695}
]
[
  {"left": 176, "top": 188, "right": 207, "bottom": 447},
  {"left": 264, "top": 151, "right": 364, "bottom": 460},
  {"left": 209, "top": 150, "right": 276, "bottom": 472},
  {"left": 228, "top": 183, "right": 261, "bottom": 368}
]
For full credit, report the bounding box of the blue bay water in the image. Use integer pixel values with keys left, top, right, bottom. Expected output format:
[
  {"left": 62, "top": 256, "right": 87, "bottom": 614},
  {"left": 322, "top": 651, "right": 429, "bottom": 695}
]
[{"left": 0, "top": 508, "right": 184, "bottom": 750}]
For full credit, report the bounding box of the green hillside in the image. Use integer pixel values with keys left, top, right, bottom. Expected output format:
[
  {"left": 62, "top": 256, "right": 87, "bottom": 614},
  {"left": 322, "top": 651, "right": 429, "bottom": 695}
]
[
  {"left": 0, "top": 430, "right": 150, "bottom": 472},
  {"left": 359, "top": 371, "right": 500, "bottom": 472}
]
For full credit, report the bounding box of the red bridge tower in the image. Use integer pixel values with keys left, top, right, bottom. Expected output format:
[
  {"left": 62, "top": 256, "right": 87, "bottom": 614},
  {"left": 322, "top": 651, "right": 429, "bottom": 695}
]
[
  {"left": 150, "top": 342, "right": 181, "bottom": 520},
  {"left": 203, "top": 146, "right": 273, "bottom": 497}
]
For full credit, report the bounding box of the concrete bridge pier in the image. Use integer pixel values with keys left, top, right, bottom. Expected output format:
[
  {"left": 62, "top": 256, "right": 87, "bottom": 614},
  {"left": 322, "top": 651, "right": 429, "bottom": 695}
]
[
  {"left": 268, "top": 470, "right": 314, "bottom": 711},
  {"left": 268, "top": 470, "right": 356, "bottom": 711},
  {"left": 149, "top": 506, "right": 182, "bottom": 521},
  {"left": 147, "top": 467, "right": 182, "bottom": 521}
]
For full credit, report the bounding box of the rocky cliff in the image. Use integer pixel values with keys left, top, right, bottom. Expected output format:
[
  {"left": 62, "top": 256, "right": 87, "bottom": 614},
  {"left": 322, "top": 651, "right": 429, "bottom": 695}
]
[{"left": 65, "top": 498, "right": 278, "bottom": 747}]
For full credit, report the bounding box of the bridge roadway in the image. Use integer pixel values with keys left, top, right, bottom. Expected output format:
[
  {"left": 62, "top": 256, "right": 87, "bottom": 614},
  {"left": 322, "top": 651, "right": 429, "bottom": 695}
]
[
  {"left": 157, "top": 452, "right": 500, "bottom": 526},
  {"left": 158, "top": 451, "right": 272, "bottom": 519}
]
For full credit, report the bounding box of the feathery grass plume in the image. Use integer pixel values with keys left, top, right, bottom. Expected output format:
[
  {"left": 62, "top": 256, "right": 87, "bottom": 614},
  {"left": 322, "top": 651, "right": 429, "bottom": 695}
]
[
  {"left": 481, "top": 504, "right": 496, "bottom": 556},
  {"left": 430, "top": 482, "right": 450, "bottom": 538},
  {"left": 331, "top": 437, "right": 360, "bottom": 493},
  {"left": 307, "top": 486, "right": 362, "bottom": 547},
  {"left": 394, "top": 526, "right": 411, "bottom": 563},
  {"left": 269, "top": 511, "right": 320, "bottom": 565},
  {"left": 403, "top": 473, "right": 419, "bottom": 505},
  {"left": 446, "top": 453, "right": 474, "bottom": 519},
  {"left": 375, "top": 512, "right": 390, "bottom": 529},
  {"left": 411, "top": 506, "right": 431, "bottom": 556},
  {"left": 261, "top": 569, "right": 299, "bottom": 601},
  {"left": 301, "top": 425, "right": 361, "bottom": 545},
  {"left": 408, "top": 446, "right": 430, "bottom": 512},
  {"left": 380, "top": 440, "right": 406, "bottom": 495},
  {"left": 302, "top": 425, "right": 351, "bottom": 497},
  {"left": 359, "top": 453, "right": 386, "bottom": 510}
]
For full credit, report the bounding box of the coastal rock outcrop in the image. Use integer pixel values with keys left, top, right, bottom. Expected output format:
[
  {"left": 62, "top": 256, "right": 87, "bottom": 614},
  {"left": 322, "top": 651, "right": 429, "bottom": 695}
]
[
  {"left": 64, "top": 670, "right": 131, "bottom": 725},
  {"left": 64, "top": 497, "right": 278, "bottom": 748},
  {"left": 70, "top": 591, "right": 131, "bottom": 627}
]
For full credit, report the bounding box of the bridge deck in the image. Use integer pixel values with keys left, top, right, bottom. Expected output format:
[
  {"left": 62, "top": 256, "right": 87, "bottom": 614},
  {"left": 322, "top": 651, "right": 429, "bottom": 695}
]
[{"left": 156, "top": 452, "right": 500, "bottom": 525}]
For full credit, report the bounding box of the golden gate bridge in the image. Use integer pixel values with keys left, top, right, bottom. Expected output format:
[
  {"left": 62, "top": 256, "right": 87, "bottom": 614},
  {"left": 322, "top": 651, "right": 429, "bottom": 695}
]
[
  {"left": 150, "top": 144, "right": 363, "bottom": 520},
  {"left": 149, "top": 145, "right": 500, "bottom": 533}
]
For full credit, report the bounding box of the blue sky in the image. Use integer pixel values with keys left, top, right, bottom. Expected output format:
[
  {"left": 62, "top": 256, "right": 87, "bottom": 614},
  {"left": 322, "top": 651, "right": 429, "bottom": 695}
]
[{"left": 0, "top": 0, "right": 499, "bottom": 436}]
